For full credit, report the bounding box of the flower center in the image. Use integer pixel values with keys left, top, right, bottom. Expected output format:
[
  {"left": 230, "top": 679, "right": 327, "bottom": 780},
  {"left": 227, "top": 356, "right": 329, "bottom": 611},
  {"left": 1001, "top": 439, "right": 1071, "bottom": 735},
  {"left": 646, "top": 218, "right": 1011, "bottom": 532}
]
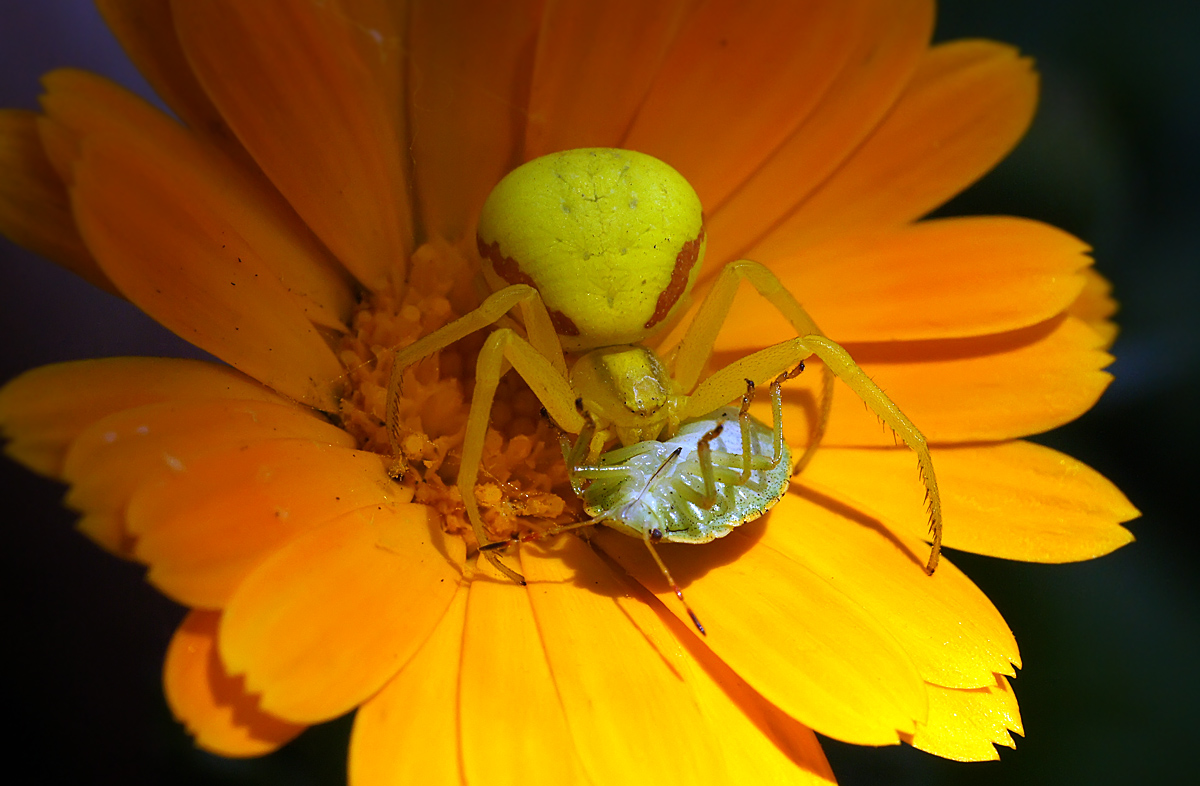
[{"left": 334, "top": 239, "right": 576, "bottom": 549}]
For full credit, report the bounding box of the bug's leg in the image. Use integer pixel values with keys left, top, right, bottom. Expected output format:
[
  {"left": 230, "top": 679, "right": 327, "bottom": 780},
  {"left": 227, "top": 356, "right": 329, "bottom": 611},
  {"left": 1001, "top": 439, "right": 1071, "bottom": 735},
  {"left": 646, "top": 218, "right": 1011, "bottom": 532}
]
[
  {"left": 695, "top": 420, "right": 726, "bottom": 509},
  {"left": 561, "top": 407, "right": 598, "bottom": 498},
  {"left": 385, "top": 283, "right": 567, "bottom": 454},
  {"left": 672, "top": 260, "right": 835, "bottom": 475},
  {"left": 459, "top": 328, "right": 584, "bottom": 583},
  {"left": 736, "top": 379, "right": 755, "bottom": 483},
  {"left": 766, "top": 364, "right": 805, "bottom": 469}
]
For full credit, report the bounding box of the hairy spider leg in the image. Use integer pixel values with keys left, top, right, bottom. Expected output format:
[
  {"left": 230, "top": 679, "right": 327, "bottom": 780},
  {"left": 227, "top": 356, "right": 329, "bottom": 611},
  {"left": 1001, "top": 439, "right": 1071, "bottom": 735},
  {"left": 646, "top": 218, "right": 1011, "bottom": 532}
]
[
  {"left": 684, "top": 334, "right": 944, "bottom": 575},
  {"left": 673, "top": 260, "right": 835, "bottom": 475}
]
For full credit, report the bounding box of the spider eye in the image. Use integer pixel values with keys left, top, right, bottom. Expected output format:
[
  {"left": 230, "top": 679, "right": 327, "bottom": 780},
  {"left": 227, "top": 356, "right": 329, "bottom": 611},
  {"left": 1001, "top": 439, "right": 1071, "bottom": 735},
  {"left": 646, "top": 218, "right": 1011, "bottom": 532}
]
[{"left": 477, "top": 148, "right": 706, "bottom": 351}]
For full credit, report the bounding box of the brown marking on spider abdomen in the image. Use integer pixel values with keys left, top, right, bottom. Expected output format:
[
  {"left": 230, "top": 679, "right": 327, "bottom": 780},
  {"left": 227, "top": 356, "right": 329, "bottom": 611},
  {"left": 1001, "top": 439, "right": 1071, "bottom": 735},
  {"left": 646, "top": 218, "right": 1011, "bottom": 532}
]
[
  {"left": 477, "top": 236, "right": 581, "bottom": 336},
  {"left": 644, "top": 220, "right": 705, "bottom": 331}
]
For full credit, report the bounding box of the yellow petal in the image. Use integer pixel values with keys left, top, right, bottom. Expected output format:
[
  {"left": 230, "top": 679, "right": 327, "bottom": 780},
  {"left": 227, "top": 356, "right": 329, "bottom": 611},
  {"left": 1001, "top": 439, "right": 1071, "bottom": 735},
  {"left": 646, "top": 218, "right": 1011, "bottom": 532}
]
[
  {"left": 752, "top": 40, "right": 1038, "bottom": 258},
  {"left": 523, "top": 0, "right": 694, "bottom": 159},
  {"left": 129, "top": 440, "right": 405, "bottom": 608},
  {"left": 95, "top": 0, "right": 251, "bottom": 163},
  {"left": 0, "top": 357, "right": 286, "bottom": 478},
  {"left": 409, "top": 0, "right": 541, "bottom": 242},
  {"left": 0, "top": 109, "right": 113, "bottom": 293},
  {"left": 62, "top": 399, "right": 354, "bottom": 556},
  {"left": 799, "top": 441, "right": 1138, "bottom": 563},
  {"left": 627, "top": 0, "right": 869, "bottom": 209},
  {"left": 163, "top": 609, "right": 305, "bottom": 757},
  {"left": 173, "top": 0, "right": 412, "bottom": 291},
  {"left": 769, "top": 490, "right": 1019, "bottom": 686},
  {"left": 521, "top": 536, "right": 837, "bottom": 783},
  {"left": 905, "top": 675, "right": 1024, "bottom": 762},
  {"left": 349, "top": 585, "right": 468, "bottom": 786},
  {"left": 589, "top": 527, "right": 927, "bottom": 746},
  {"left": 717, "top": 217, "right": 1091, "bottom": 343},
  {"left": 721, "top": 315, "right": 1114, "bottom": 446},
  {"left": 702, "top": 0, "right": 933, "bottom": 270},
  {"left": 459, "top": 556, "right": 590, "bottom": 786},
  {"left": 219, "top": 504, "right": 464, "bottom": 723}
]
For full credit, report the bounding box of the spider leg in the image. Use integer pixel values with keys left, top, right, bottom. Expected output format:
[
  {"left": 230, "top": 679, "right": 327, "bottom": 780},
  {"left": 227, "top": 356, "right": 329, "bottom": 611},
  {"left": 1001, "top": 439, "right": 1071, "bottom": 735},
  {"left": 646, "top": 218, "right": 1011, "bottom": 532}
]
[
  {"left": 683, "top": 335, "right": 944, "bottom": 574},
  {"left": 801, "top": 334, "right": 943, "bottom": 574},
  {"left": 385, "top": 283, "right": 567, "bottom": 453},
  {"left": 460, "top": 328, "right": 584, "bottom": 582},
  {"left": 672, "top": 260, "right": 835, "bottom": 473}
]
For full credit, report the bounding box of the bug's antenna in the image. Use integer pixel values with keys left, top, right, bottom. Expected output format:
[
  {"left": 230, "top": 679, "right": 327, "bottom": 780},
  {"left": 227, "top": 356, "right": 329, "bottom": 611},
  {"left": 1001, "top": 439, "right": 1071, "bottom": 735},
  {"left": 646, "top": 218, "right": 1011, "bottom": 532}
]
[
  {"left": 616, "top": 446, "right": 707, "bottom": 636},
  {"left": 642, "top": 529, "right": 706, "bottom": 636}
]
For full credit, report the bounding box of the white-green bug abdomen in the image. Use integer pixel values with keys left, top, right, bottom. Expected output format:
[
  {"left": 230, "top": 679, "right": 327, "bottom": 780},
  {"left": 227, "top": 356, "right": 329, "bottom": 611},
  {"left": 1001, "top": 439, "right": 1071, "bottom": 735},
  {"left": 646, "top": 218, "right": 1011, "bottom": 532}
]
[{"left": 578, "top": 407, "right": 791, "bottom": 543}]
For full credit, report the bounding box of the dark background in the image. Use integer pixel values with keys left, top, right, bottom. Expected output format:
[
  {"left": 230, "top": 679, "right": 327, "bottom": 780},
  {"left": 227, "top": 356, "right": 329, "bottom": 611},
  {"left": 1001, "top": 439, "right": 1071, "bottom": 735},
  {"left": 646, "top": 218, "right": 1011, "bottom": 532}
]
[{"left": 1, "top": 1, "right": 1195, "bottom": 783}]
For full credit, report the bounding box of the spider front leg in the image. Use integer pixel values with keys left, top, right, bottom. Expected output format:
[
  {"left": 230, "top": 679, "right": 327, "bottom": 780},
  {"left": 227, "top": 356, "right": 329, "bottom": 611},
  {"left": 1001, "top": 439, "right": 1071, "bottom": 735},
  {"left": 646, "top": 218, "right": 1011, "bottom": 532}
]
[
  {"left": 684, "top": 336, "right": 944, "bottom": 575},
  {"left": 384, "top": 283, "right": 577, "bottom": 581},
  {"left": 673, "top": 259, "right": 835, "bottom": 475},
  {"left": 385, "top": 283, "right": 567, "bottom": 452},
  {"left": 458, "top": 328, "right": 584, "bottom": 582}
]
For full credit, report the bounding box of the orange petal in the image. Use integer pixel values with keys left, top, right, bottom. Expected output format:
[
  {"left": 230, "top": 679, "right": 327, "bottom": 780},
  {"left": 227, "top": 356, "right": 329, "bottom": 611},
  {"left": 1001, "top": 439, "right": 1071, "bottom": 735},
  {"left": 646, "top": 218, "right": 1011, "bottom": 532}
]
[
  {"left": 408, "top": 0, "right": 541, "bottom": 242},
  {"left": 94, "top": 0, "right": 251, "bottom": 164},
  {"left": 1069, "top": 267, "right": 1120, "bottom": 348},
  {"left": 752, "top": 40, "right": 1039, "bottom": 258},
  {"left": 626, "top": 0, "right": 868, "bottom": 209},
  {"left": 720, "top": 315, "right": 1114, "bottom": 447},
  {"left": 904, "top": 675, "right": 1023, "bottom": 761},
  {"left": 41, "top": 69, "right": 354, "bottom": 333},
  {"left": 717, "top": 217, "right": 1091, "bottom": 343},
  {"left": 219, "top": 504, "right": 464, "bottom": 723},
  {"left": 589, "top": 527, "right": 927, "bottom": 746},
  {"left": 129, "top": 440, "right": 405, "bottom": 608},
  {"left": 173, "top": 0, "right": 412, "bottom": 291},
  {"left": 0, "top": 357, "right": 286, "bottom": 478},
  {"left": 521, "top": 537, "right": 837, "bottom": 783},
  {"left": 523, "top": 0, "right": 694, "bottom": 159},
  {"left": 163, "top": 609, "right": 305, "bottom": 757},
  {"left": 62, "top": 399, "right": 354, "bottom": 556},
  {"left": 763, "top": 490, "right": 1019, "bottom": 687},
  {"left": 702, "top": 0, "right": 933, "bottom": 270},
  {"left": 459, "top": 556, "right": 589, "bottom": 786},
  {"left": 0, "top": 109, "right": 114, "bottom": 294},
  {"left": 798, "top": 441, "right": 1138, "bottom": 563},
  {"left": 349, "top": 584, "right": 468, "bottom": 786},
  {"left": 43, "top": 81, "right": 352, "bottom": 408}
]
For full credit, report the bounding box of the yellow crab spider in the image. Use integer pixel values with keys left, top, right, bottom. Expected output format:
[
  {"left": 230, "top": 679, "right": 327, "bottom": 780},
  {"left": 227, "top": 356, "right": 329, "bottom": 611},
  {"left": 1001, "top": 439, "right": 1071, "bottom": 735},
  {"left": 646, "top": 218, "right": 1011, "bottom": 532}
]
[{"left": 386, "top": 148, "right": 943, "bottom": 584}]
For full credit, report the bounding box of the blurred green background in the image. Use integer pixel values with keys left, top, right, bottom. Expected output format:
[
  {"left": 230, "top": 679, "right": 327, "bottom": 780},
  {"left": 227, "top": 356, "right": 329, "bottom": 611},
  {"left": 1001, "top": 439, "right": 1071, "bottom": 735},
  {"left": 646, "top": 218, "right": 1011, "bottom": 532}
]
[{"left": 1, "top": 1, "right": 1195, "bottom": 783}]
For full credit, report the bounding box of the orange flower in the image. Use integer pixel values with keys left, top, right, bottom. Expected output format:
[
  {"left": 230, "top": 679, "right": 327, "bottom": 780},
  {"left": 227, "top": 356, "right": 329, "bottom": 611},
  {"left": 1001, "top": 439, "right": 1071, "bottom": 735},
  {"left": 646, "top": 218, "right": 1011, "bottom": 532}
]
[{"left": 0, "top": 1, "right": 1138, "bottom": 783}]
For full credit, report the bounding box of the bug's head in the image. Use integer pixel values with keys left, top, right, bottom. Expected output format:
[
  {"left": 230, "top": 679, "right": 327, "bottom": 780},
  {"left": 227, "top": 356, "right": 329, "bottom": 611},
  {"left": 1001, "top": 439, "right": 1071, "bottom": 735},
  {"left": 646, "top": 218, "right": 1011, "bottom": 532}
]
[{"left": 477, "top": 148, "right": 705, "bottom": 352}]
